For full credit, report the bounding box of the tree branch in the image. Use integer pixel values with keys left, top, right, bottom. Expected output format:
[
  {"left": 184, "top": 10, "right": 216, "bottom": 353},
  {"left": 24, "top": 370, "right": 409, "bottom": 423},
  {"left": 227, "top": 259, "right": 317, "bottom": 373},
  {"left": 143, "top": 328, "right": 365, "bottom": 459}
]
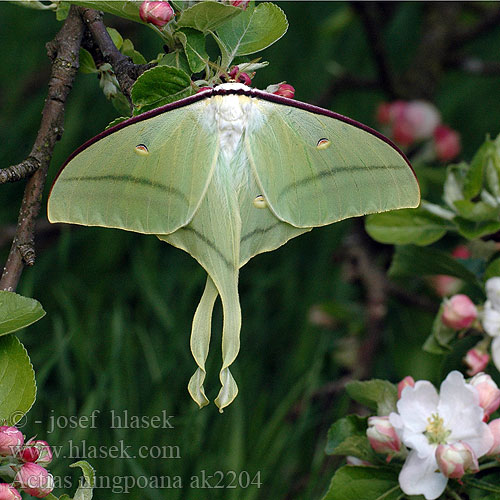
[
  {"left": 451, "top": 5, "right": 500, "bottom": 49},
  {"left": 79, "top": 8, "right": 154, "bottom": 103},
  {"left": 0, "top": 6, "right": 85, "bottom": 292}
]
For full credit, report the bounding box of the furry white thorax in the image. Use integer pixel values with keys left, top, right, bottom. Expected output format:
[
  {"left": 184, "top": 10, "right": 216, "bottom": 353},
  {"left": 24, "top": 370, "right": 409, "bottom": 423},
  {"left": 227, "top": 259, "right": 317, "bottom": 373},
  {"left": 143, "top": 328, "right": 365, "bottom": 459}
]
[{"left": 204, "top": 83, "right": 263, "bottom": 191}]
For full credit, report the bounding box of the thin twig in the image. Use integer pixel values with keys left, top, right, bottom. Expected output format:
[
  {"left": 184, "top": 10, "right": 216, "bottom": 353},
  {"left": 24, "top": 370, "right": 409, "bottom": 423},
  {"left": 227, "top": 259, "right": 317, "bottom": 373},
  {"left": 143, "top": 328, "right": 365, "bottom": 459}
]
[
  {"left": 0, "top": 6, "right": 85, "bottom": 292},
  {"left": 79, "top": 8, "right": 154, "bottom": 103}
]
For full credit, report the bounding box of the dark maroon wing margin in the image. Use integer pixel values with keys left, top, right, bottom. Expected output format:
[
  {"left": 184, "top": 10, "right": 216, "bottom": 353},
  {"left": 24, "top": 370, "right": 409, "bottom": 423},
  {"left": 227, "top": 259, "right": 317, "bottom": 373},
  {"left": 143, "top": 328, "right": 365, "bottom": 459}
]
[{"left": 50, "top": 86, "right": 418, "bottom": 196}]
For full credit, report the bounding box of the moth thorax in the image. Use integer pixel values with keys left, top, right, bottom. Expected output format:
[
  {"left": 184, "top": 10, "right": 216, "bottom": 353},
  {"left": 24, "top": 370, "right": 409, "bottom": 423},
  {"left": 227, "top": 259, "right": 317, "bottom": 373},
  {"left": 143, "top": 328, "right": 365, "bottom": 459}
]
[{"left": 210, "top": 94, "right": 252, "bottom": 160}]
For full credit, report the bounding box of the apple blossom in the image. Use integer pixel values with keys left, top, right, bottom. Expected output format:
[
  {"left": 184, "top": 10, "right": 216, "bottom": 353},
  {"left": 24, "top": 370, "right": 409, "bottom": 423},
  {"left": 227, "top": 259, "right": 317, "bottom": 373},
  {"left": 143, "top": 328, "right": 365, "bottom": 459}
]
[
  {"left": 389, "top": 371, "right": 493, "bottom": 500},
  {"left": 15, "top": 463, "right": 54, "bottom": 498},
  {"left": 366, "top": 416, "right": 401, "bottom": 455},
  {"left": 464, "top": 348, "right": 490, "bottom": 376},
  {"left": 0, "top": 427, "right": 23, "bottom": 456},
  {"left": 441, "top": 294, "right": 477, "bottom": 329},
  {"left": 487, "top": 418, "right": 500, "bottom": 455},
  {"left": 435, "top": 441, "right": 479, "bottom": 478},
  {"left": 139, "top": 1, "right": 175, "bottom": 27},
  {"left": 0, "top": 484, "right": 21, "bottom": 500},
  {"left": 486, "top": 277, "right": 500, "bottom": 311},
  {"left": 469, "top": 373, "right": 500, "bottom": 421},
  {"left": 397, "top": 376, "right": 415, "bottom": 399}
]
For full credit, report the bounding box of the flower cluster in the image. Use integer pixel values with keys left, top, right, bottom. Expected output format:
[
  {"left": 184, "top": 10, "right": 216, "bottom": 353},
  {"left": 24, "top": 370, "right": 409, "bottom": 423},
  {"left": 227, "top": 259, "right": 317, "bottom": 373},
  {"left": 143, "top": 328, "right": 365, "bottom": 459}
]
[
  {"left": 0, "top": 426, "right": 53, "bottom": 499},
  {"left": 376, "top": 100, "right": 461, "bottom": 162},
  {"left": 366, "top": 371, "right": 500, "bottom": 500},
  {"left": 437, "top": 277, "right": 500, "bottom": 375}
]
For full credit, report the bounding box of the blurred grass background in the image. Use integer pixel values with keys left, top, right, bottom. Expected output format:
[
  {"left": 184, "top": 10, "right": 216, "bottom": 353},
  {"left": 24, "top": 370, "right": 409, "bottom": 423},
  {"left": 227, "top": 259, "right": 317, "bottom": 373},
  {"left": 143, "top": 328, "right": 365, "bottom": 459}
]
[{"left": 1, "top": 2, "right": 500, "bottom": 499}]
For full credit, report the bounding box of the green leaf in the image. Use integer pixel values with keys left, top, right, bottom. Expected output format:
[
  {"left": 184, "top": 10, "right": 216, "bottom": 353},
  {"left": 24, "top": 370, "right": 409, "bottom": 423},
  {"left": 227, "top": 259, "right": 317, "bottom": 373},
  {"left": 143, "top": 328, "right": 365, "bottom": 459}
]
[
  {"left": 463, "top": 140, "right": 489, "bottom": 199},
  {"left": 79, "top": 48, "right": 98, "bottom": 74},
  {"left": 216, "top": 2, "right": 288, "bottom": 62},
  {"left": 158, "top": 50, "right": 191, "bottom": 74},
  {"left": 365, "top": 208, "right": 450, "bottom": 246},
  {"left": 485, "top": 257, "right": 500, "bottom": 281},
  {"left": 177, "top": 28, "right": 208, "bottom": 73},
  {"left": 389, "top": 245, "right": 484, "bottom": 292},
  {"left": 345, "top": 380, "right": 398, "bottom": 415},
  {"left": 321, "top": 466, "right": 401, "bottom": 500},
  {"left": 106, "top": 27, "right": 123, "bottom": 50},
  {"left": 177, "top": 1, "right": 242, "bottom": 32},
  {"left": 0, "top": 291, "right": 46, "bottom": 336},
  {"left": 0, "top": 335, "right": 36, "bottom": 425},
  {"left": 455, "top": 217, "right": 500, "bottom": 240},
  {"left": 423, "top": 304, "right": 457, "bottom": 355},
  {"left": 70, "top": 1, "right": 143, "bottom": 24},
  {"left": 121, "top": 39, "right": 147, "bottom": 65},
  {"left": 70, "top": 461, "right": 95, "bottom": 500},
  {"left": 326, "top": 415, "right": 368, "bottom": 454},
  {"left": 453, "top": 199, "right": 499, "bottom": 222},
  {"left": 56, "top": 1, "right": 71, "bottom": 20},
  {"left": 131, "top": 66, "right": 193, "bottom": 114}
]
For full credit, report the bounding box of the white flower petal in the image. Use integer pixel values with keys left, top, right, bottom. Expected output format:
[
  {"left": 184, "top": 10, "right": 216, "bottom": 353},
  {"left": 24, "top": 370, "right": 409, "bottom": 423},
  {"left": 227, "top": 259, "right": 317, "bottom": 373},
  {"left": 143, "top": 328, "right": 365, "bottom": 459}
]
[
  {"left": 486, "top": 278, "right": 500, "bottom": 311},
  {"left": 492, "top": 337, "right": 500, "bottom": 372},
  {"left": 438, "top": 371, "right": 479, "bottom": 422},
  {"left": 483, "top": 301, "right": 500, "bottom": 337},
  {"left": 398, "top": 449, "right": 447, "bottom": 500},
  {"left": 397, "top": 381, "right": 439, "bottom": 433}
]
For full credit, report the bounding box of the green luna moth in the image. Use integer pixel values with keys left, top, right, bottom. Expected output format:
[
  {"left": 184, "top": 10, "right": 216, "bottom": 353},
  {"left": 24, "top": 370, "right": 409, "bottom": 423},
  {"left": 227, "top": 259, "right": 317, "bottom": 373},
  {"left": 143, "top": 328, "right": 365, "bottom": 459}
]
[{"left": 48, "top": 82, "right": 420, "bottom": 411}]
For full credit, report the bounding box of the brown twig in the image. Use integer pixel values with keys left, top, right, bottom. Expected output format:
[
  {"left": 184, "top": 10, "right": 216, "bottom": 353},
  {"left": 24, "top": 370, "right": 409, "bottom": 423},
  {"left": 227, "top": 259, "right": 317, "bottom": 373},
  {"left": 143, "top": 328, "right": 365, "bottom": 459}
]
[
  {"left": 0, "top": 6, "right": 85, "bottom": 292},
  {"left": 79, "top": 8, "right": 154, "bottom": 103}
]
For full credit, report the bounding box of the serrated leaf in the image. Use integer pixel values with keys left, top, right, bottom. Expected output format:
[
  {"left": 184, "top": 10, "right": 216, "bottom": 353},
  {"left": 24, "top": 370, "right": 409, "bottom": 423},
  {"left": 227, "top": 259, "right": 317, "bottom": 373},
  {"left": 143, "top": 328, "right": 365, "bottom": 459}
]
[
  {"left": 177, "top": 28, "right": 208, "bottom": 73},
  {"left": 216, "top": 2, "right": 288, "bottom": 62},
  {"left": 455, "top": 216, "right": 500, "bottom": 240},
  {"left": 0, "top": 291, "right": 46, "bottom": 336},
  {"left": 70, "top": 1, "right": 143, "bottom": 24},
  {"left": 0, "top": 335, "right": 36, "bottom": 425},
  {"left": 159, "top": 50, "right": 191, "bottom": 74},
  {"left": 321, "top": 466, "right": 401, "bottom": 500},
  {"left": 177, "top": 1, "right": 242, "bottom": 32},
  {"left": 326, "top": 415, "right": 368, "bottom": 454},
  {"left": 453, "top": 199, "right": 499, "bottom": 222},
  {"left": 106, "top": 27, "right": 123, "bottom": 50},
  {"left": 389, "top": 245, "right": 484, "bottom": 292},
  {"left": 71, "top": 461, "right": 95, "bottom": 500},
  {"left": 365, "top": 208, "right": 450, "bottom": 246},
  {"left": 131, "top": 66, "right": 193, "bottom": 114},
  {"left": 345, "top": 380, "right": 398, "bottom": 415},
  {"left": 121, "top": 39, "right": 147, "bottom": 65}
]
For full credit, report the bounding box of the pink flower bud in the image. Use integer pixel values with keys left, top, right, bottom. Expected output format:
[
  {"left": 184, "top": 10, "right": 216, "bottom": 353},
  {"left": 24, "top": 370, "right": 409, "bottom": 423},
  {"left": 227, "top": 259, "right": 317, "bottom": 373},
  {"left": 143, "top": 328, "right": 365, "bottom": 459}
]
[
  {"left": 397, "top": 376, "right": 415, "bottom": 399},
  {"left": 436, "top": 442, "right": 479, "bottom": 478},
  {"left": 227, "top": 66, "right": 252, "bottom": 85},
  {"left": 230, "top": 0, "right": 250, "bottom": 8},
  {"left": 18, "top": 445, "right": 39, "bottom": 463},
  {"left": 452, "top": 245, "right": 470, "bottom": 259},
  {"left": 375, "top": 102, "right": 391, "bottom": 125},
  {"left": 15, "top": 463, "right": 54, "bottom": 498},
  {"left": 430, "top": 275, "right": 462, "bottom": 298},
  {"left": 273, "top": 83, "right": 295, "bottom": 99},
  {"left": 434, "top": 124, "right": 461, "bottom": 162},
  {"left": 0, "top": 484, "right": 22, "bottom": 500},
  {"left": 139, "top": 1, "right": 175, "bottom": 27},
  {"left": 469, "top": 373, "right": 500, "bottom": 421},
  {"left": 487, "top": 418, "right": 500, "bottom": 455},
  {"left": 366, "top": 416, "right": 401, "bottom": 454},
  {"left": 0, "top": 426, "right": 24, "bottom": 456},
  {"left": 196, "top": 86, "right": 212, "bottom": 93},
  {"left": 441, "top": 294, "right": 477, "bottom": 329},
  {"left": 31, "top": 441, "right": 52, "bottom": 466},
  {"left": 464, "top": 348, "right": 490, "bottom": 376}
]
